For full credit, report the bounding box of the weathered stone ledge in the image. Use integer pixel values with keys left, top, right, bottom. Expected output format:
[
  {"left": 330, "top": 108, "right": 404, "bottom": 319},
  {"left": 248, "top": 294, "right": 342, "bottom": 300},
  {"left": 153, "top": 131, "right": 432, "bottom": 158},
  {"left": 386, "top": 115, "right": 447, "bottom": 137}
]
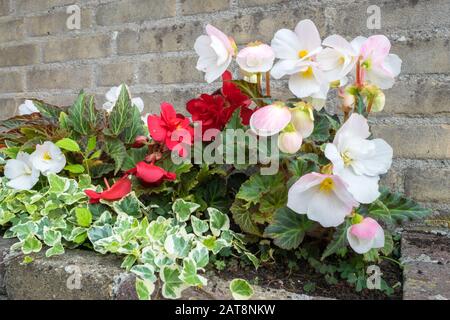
[{"left": 0, "top": 230, "right": 449, "bottom": 300}]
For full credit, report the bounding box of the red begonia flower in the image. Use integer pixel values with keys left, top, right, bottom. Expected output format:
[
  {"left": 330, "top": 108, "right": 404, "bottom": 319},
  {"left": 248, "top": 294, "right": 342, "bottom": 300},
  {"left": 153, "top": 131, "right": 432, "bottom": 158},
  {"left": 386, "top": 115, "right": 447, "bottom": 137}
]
[
  {"left": 127, "top": 161, "right": 176, "bottom": 186},
  {"left": 85, "top": 176, "right": 132, "bottom": 204},
  {"left": 147, "top": 102, "right": 194, "bottom": 156},
  {"left": 186, "top": 71, "right": 254, "bottom": 136}
]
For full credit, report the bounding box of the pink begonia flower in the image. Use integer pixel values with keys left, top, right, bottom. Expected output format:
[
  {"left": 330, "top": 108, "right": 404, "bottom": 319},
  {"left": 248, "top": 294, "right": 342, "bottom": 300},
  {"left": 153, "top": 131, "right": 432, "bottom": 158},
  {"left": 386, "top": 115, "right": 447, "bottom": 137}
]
[
  {"left": 236, "top": 43, "right": 275, "bottom": 73},
  {"left": 288, "top": 173, "right": 359, "bottom": 228},
  {"left": 317, "top": 34, "right": 358, "bottom": 85},
  {"left": 347, "top": 217, "right": 385, "bottom": 254},
  {"left": 351, "top": 35, "right": 402, "bottom": 89},
  {"left": 250, "top": 102, "right": 315, "bottom": 154},
  {"left": 271, "top": 19, "right": 327, "bottom": 98},
  {"left": 194, "top": 24, "right": 237, "bottom": 83},
  {"left": 324, "top": 114, "right": 393, "bottom": 203},
  {"left": 249, "top": 102, "right": 292, "bottom": 137}
]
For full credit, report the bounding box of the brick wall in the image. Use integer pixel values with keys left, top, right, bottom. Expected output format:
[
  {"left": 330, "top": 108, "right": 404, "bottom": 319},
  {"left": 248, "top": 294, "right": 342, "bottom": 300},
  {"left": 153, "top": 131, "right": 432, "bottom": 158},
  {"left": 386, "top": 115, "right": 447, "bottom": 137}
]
[{"left": 0, "top": 0, "right": 448, "bottom": 216}]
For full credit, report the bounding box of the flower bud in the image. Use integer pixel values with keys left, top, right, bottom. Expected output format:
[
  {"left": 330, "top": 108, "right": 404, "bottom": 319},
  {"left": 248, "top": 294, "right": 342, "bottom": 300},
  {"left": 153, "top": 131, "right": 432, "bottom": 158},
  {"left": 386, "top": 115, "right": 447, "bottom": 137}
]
[
  {"left": 290, "top": 102, "right": 314, "bottom": 139},
  {"left": 132, "top": 135, "right": 149, "bottom": 148},
  {"left": 278, "top": 130, "right": 303, "bottom": 154},
  {"left": 371, "top": 91, "right": 385, "bottom": 112},
  {"left": 339, "top": 91, "right": 355, "bottom": 109}
]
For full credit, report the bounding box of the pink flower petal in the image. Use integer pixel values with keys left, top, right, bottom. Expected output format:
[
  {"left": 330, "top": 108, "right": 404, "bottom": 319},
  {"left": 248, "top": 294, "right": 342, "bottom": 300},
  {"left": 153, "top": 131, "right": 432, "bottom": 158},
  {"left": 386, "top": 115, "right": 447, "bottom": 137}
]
[
  {"left": 249, "top": 103, "right": 291, "bottom": 136},
  {"left": 350, "top": 217, "right": 380, "bottom": 240}
]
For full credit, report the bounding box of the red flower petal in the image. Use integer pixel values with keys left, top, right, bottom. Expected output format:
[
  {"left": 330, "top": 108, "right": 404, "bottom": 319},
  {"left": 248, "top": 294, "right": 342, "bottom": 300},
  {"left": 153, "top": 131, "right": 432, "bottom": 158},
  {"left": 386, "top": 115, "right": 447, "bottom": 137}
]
[
  {"left": 84, "top": 177, "right": 132, "bottom": 204},
  {"left": 147, "top": 115, "right": 167, "bottom": 142}
]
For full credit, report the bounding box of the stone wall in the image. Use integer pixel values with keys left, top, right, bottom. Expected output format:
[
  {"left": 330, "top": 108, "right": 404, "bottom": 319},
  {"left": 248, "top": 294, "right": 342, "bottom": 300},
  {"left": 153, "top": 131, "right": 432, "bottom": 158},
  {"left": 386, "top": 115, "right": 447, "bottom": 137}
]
[{"left": 0, "top": 0, "right": 449, "bottom": 215}]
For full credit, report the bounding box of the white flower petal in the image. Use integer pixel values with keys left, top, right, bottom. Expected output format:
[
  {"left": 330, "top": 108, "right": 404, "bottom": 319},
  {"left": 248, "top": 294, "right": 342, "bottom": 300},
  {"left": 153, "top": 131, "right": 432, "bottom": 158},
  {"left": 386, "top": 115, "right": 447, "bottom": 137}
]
[
  {"left": 132, "top": 97, "right": 145, "bottom": 113},
  {"left": 351, "top": 139, "right": 393, "bottom": 176},
  {"left": 324, "top": 143, "right": 345, "bottom": 173},
  {"left": 294, "top": 19, "right": 321, "bottom": 51},
  {"left": 18, "top": 100, "right": 39, "bottom": 115},
  {"left": 307, "top": 191, "right": 349, "bottom": 228},
  {"left": 271, "top": 29, "right": 302, "bottom": 60},
  {"left": 338, "top": 168, "right": 380, "bottom": 204},
  {"left": 334, "top": 113, "right": 370, "bottom": 146},
  {"left": 288, "top": 73, "right": 321, "bottom": 98},
  {"left": 372, "top": 226, "right": 385, "bottom": 248}
]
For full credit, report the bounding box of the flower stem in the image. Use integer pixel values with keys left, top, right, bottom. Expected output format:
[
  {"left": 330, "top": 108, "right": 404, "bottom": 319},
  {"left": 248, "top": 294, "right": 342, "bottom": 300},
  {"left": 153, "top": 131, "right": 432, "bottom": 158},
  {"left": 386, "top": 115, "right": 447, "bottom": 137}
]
[
  {"left": 366, "top": 95, "right": 375, "bottom": 114},
  {"left": 104, "top": 177, "right": 111, "bottom": 190},
  {"left": 257, "top": 72, "right": 263, "bottom": 96},
  {"left": 356, "top": 57, "right": 362, "bottom": 87},
  {"left": 265, "top": 71, "right": 271, "bottom": 97}
]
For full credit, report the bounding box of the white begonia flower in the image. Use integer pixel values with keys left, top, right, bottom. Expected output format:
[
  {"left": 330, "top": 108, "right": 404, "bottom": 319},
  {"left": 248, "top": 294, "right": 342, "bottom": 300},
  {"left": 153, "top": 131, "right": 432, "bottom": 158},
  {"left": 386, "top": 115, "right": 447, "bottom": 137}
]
[
  {"left": 317, "top": 34, "right": 358, "bottom": 84},
  {"left": 351, "top": 35, "right": 402, "bottom": 89},
  {"left": 4, "top": 152, "right": 40, "bottom": 191},
  {"left": 270, "top": 19, "right": 327, "bottom": 98},
  {"left": 194, "top": 24, "right": 237, "bottom": 83},
  {"left": 18, "top": 100, "right": 39, "bottom": 115},
  {"left": 30, "top": 141, "right": 66, "bottom": 176},
  {"left": 236, "top": 42, "right": 275, "bottom": 73},
  {"left": 103, "top": 84, "right": 144, "bottom": 113},
  {"left": 347, "top": 216, "right": 385, "bottom": 254},
  {"left": 324, "top": 114, "right": 393, "bottom": 204},
  {"left": 288, "top": 173, "right": 359, "bottom": 228}
]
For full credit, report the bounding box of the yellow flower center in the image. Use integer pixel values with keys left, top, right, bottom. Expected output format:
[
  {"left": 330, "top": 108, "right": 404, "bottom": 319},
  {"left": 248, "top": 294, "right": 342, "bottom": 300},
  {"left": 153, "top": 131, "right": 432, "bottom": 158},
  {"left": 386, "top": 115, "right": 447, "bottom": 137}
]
[
  {"left": 341, "top": 152, "right": 353, "bottom": 166},
  {"left": 43, "top": 152, "right": 52, "bottom": 161},
  {"left": 361, "top": 58, "right": 372, "bottom": 70},
  {"left": 298, "top": 50, "right": 309, "bottom": 59},
  {"left": 319, "top": 177, "right": 335, "bottom": 193},
  {"left": 301, "top": 66, "right": 314, "bottom": 78},
  {"left": 338, "top": 56, "right": 345, "bottom": 65}
]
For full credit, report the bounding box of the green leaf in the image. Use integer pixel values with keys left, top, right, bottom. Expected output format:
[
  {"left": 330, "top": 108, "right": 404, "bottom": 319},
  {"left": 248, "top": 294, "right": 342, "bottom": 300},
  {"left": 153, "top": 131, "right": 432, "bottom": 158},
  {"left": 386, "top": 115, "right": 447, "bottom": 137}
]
[
  {"left": 230, "top": 200, "right": 262, "bottom": 236},
  {"left": 43, "top": 229, "right": 62, "bottom": 246},
  {"left": 321, "top": 219, "right": 351, "bottom": 260},
  {"left": 56, "top": 138, "right": 81, "bottom": 152},
  {"left": 45, "top": 244, "right": 64, "bottom": 257},
  {"left": 208, "top": 207, "right": 230, "bottom": 237},
  {"left": 230, "top": 279, "right": 254, "bottom": 300},
  {"left": 122, "top": 147, "right": 148, "bottom": 171},
  {"left": 59, "top": 112, "right": 69, "bottom": 130},
  {"left": 309, "top": 111, "right": 331, "bottom": 142},
  {"left": 108, "top": 85, "right": 132, "bottom": 136},
  {"left": 48, "top": 173, "right": 69, "bottom": 193},
  {"left": 180, "top": 258, "right": 207, "bottom": 287},
  {"left": 264, "top": 207, "right": 314, "bottom": 250},
  {"left": 123, "top": 105, "right": 145, "bottom": 144},
  {"left": 135, "top": 278, "right": 155, "bottom": 300},
  {"left": 172, "top": 199, "right": 200, "bottom": 223},
  {"left": 22, "top": 235, "right": 42, "bottom": 255},
  {"left": 64, "top": 164, "right": 85, "bottom": 174},
  {"left": 237, "top": 172, "right": 286, "bottom": 206},
  {"left": 188, "top": 245, "right": 209, "bottom": 269},
  {"left": 160, "top": 266, "right": 185, "bottom": 299},
  {"left": 32, "top": 100, "right": 62, "bottom": 120},
  {"left": 104, "top": 138, "right": 127, "bottom": 175},
  {"left": 190, "top": 216, "right": 209, "bottom": 237},
  {"left": 381, "top": 231, "right": 394, "bottom": 256},
  {"left": 86, "top": 136, "right": 97, "bottom": 153},
  {"left": 67, "top": 91, "right": 89, "bottom": 135},
  {"left": 75, "top": 207, "right": 92, "bottom": 227},
  {"left": 366, "top": 188, "right": 432, "bottom": 224},
  {"left": 164, "top": 234, "right": 190, "bottom": 258},
  {"left": 112, "top": 193, "right": 142, "bottom": 218},
  {"left": 131, "top": 264, "right": 157, "bottom": 283}
]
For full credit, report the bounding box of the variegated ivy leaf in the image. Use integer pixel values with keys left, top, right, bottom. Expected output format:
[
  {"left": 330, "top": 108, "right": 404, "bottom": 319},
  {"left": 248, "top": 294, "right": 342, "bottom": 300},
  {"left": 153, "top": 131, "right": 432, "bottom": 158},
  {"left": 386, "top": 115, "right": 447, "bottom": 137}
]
[
  {"left": 188, "top": 244, "right": 209, "bottom": 269},
  {"left": 147, "top": 217, "right": 170, "bottom": 242},
  {"left": 121, "top": 255, "right": 137, "bottom": 270},
  {"left": 230, "top": 279, "right": 254, "bottom": 300},
  {"left": 112, "top": 192, "right": 143, "bottom": 218},
  {"left": 48, "top": 173, "right": 71, "bottom": 193},
  {"left": 22, "top": 234, "right": 42, "bottom": 255},
  {"left": 131, "top": 264, "right": 157, "bottom": 283},
  {"left": 45, "top": 244, "right": 64, "bottom": 257},
  {"left": 10, "top": 221, "right": 38, "bottom": 241},
  {"left": 75, "top": 207, "right": 92, "bottom": 228},
  {"left": 190, "top": 216, "right": 209, "bottom": 237},
  {"left": 135, "top": 278, "right": 155, "bottom": 300},
  {"left": 180, "top": 258, "right": 207, "bottom": 287},
  {"left": 43, "top": 228, "right": 62, "bottom": 247},
  {"left": 140, "top": 247, "right": 156, "bottom": 265},
  {"left": 172, "top": 199, "right": 200, "bottom": 222},
  {"left": 160, "top": 266, "right": 186, "bottom": 299},
  {"left": 87, "top": 225, "right": 113, "bottom": 243},
  {"left": 208, "top": 208, "right": 230, "bottom": 237},
  {"left": 164, "top": 234, "right": 191, "bottom": 258}
]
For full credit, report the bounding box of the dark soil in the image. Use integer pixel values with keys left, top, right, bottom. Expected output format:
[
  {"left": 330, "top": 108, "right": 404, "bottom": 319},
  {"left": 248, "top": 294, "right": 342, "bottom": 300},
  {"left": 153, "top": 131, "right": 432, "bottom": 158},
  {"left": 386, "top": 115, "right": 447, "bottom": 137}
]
[{"left": 214, "top": 258, "right": 402, "bottom": 300}]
